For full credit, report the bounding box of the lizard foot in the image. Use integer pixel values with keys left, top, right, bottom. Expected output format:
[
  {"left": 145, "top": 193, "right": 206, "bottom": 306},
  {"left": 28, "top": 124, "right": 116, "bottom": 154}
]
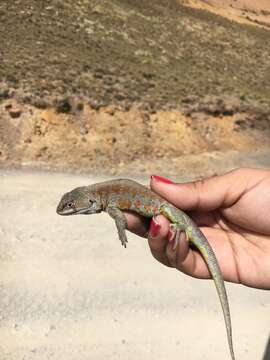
[
  {"left": 120, "top": 235, "right": 128, "bottom": 248},
  {"left": 121, "top": 239, "right": 128, "bottom": 248},
  {"left": 169, "top": 224, "right": 187, "bottom": 250}
]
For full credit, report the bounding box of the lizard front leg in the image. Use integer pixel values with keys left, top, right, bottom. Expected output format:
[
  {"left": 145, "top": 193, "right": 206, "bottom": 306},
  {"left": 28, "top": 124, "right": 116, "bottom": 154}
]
[{"left": 107, "top": 206, "right": 128, "bottom": 247}]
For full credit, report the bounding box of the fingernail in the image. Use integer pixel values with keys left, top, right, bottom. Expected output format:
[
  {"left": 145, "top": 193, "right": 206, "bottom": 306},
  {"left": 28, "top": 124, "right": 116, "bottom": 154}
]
[
  {"left": 151, "top": 175, "right": 174, "bottom": 184},
  {"left": 149, "top": 217, "right": 161, "bottom": 239}
]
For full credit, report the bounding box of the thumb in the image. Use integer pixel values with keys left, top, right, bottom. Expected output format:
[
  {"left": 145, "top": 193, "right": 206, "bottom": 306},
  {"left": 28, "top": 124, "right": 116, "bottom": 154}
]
[{"left": 150, "top": 171, "right": 246, "bottom": 212}]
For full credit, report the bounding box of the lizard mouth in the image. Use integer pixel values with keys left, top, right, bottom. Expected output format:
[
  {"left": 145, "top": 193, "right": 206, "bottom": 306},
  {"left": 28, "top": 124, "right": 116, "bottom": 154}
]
[
  {"left": 57, "top": 208, "right": 77, "bottom": 215},
  {"left": 78, "top": 208, "right": 102, "bottom": 215},
  {"left": 57, "top": 207, "right": 102, "bottom": 216},
  {"left": 76, "top": 208, "right": 93, "bottom": 214}
]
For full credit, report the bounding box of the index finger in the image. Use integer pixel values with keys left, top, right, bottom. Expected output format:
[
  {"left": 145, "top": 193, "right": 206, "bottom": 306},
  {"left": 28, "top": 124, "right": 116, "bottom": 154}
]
[
  {"left": 124, "top": 211, "right": 150, "bottom": 238},
  {"left": 150, "top": 170, "right": 249, "bottom": 212}
]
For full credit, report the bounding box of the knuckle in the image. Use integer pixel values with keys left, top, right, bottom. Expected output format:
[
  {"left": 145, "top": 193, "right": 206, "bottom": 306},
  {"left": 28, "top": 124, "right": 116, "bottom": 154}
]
[
  {"left": 149, "top": 247, "right": 171, "bottom": 267},
  {"left": 148, "top": 236, "right": 162, "bottom": 251},
  {"left": 192, "top": 179, "right": 205, "bottom": 209}
]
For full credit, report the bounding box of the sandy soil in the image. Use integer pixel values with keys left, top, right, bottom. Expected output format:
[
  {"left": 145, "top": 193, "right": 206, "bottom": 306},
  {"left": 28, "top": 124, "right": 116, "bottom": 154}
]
[
  {"left": 0, "top": 169, "right": 269, "bottom": 360},
  {"left": 186, "top": 0, "right": 270, "bottom": 27},
  {"left": 1, "top": 98, "right": 270, "bottom": 176}
]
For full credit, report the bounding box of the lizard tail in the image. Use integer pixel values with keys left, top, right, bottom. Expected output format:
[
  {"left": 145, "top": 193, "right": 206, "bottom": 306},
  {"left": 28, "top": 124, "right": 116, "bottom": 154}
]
[{"left": 187, "top": 224, "right": 235, "bottom": 360}]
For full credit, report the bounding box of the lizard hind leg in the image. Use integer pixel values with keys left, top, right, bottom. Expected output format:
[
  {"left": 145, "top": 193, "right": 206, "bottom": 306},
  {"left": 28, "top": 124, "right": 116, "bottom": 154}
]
[{"left": 160, "top": 204, "right": 187, "bottom": 250}]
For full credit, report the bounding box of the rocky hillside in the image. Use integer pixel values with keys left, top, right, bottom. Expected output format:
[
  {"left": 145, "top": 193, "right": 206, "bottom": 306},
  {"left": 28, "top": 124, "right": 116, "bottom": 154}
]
[
  {"left": 1, "top": 0, "right": 270, "bottom": 108},
  {"left": 0, "top": 0, "right": 269, "bottom": 175}
]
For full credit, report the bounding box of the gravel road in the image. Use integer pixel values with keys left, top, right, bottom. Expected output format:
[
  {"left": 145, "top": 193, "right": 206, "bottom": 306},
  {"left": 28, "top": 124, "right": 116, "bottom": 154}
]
[{"left": 0, "top": 169, "right": 269, "bottom": 360}]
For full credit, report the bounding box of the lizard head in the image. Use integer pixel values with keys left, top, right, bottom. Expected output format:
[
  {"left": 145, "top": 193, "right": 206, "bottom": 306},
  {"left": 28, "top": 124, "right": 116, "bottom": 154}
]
[{"left": 56, "top": 187, "right": 103, "bottom": 216}]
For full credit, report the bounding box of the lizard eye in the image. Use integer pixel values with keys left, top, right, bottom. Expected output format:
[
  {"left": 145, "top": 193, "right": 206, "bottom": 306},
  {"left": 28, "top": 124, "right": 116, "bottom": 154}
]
[{"left": 66, "top": 202, "right": 74, "bottom": 208}]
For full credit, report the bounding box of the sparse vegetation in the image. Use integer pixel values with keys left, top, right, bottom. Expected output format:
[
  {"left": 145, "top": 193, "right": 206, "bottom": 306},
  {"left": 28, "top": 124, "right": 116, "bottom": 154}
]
[
  {"left": 0, "top": 0, "right": 269, "bottom": 109},
  {"left": 0, "top": 0, "right": 269, "bottom": 175}
]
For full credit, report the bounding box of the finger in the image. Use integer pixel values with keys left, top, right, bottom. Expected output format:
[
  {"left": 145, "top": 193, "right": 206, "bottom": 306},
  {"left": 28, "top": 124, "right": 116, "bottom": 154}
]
[
  {"left": 166, "top": 230, "right": 189, "bottom": 266},
  {"left": 124, "top": 211, "right": 150, "bottom": 238},
  {"left": 148, "top": 215, "right": 172, "bottom": 267},
  {"left": 167, "top": 227, "right": 237, "bottom": 281},
  {"left": 150, "top": 170, "right": 249, "bottom": 212},
  {"left": 166, "top": 230, "right": 212, "bottom": 279}
]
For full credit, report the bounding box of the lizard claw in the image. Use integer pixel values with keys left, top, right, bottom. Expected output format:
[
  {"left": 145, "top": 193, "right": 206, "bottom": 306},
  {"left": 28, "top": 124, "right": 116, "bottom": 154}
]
[
  {"left": 121, "top": 239, "right": 128, "bottom": 248},
  {"left": 169, "top": 224, "right": 187, "bottom": 250}
]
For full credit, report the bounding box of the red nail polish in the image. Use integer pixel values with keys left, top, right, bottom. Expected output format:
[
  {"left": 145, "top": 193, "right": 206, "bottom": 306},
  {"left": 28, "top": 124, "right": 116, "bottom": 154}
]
[
  {"left": 151, "top": 175, "right": 174, "bottom": 184},
  {"left": 149, "top": 218, "right": 161, "bottom": 238}
]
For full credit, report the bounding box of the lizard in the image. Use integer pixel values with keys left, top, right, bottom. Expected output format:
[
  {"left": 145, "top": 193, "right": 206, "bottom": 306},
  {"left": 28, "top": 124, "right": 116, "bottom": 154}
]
[{"left": 56, "top": 178, "right": 235, "bottom": 360}]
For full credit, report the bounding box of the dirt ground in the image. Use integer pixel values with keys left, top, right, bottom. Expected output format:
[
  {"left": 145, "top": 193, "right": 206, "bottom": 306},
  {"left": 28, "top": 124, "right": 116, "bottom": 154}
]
[
  {"left": 185, "top": 0, "right": 270, "bottom": 28},
  {"left": 1, "top": 97, "right": 270, "bottom": 176}
]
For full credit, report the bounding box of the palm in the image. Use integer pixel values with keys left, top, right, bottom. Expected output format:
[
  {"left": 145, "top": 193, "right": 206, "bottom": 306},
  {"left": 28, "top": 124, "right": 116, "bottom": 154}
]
[
  {"left": 195, "top": 209, "right": 270, "bottom": 289},
  {"left": 184, "top": 174, "right": 270, "bottom": 289}
]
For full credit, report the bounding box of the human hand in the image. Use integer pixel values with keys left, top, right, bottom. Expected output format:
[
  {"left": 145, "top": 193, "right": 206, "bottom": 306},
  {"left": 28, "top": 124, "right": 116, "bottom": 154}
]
[{"left": 125, "top": 169, "right": 270, "bottom": 290}]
